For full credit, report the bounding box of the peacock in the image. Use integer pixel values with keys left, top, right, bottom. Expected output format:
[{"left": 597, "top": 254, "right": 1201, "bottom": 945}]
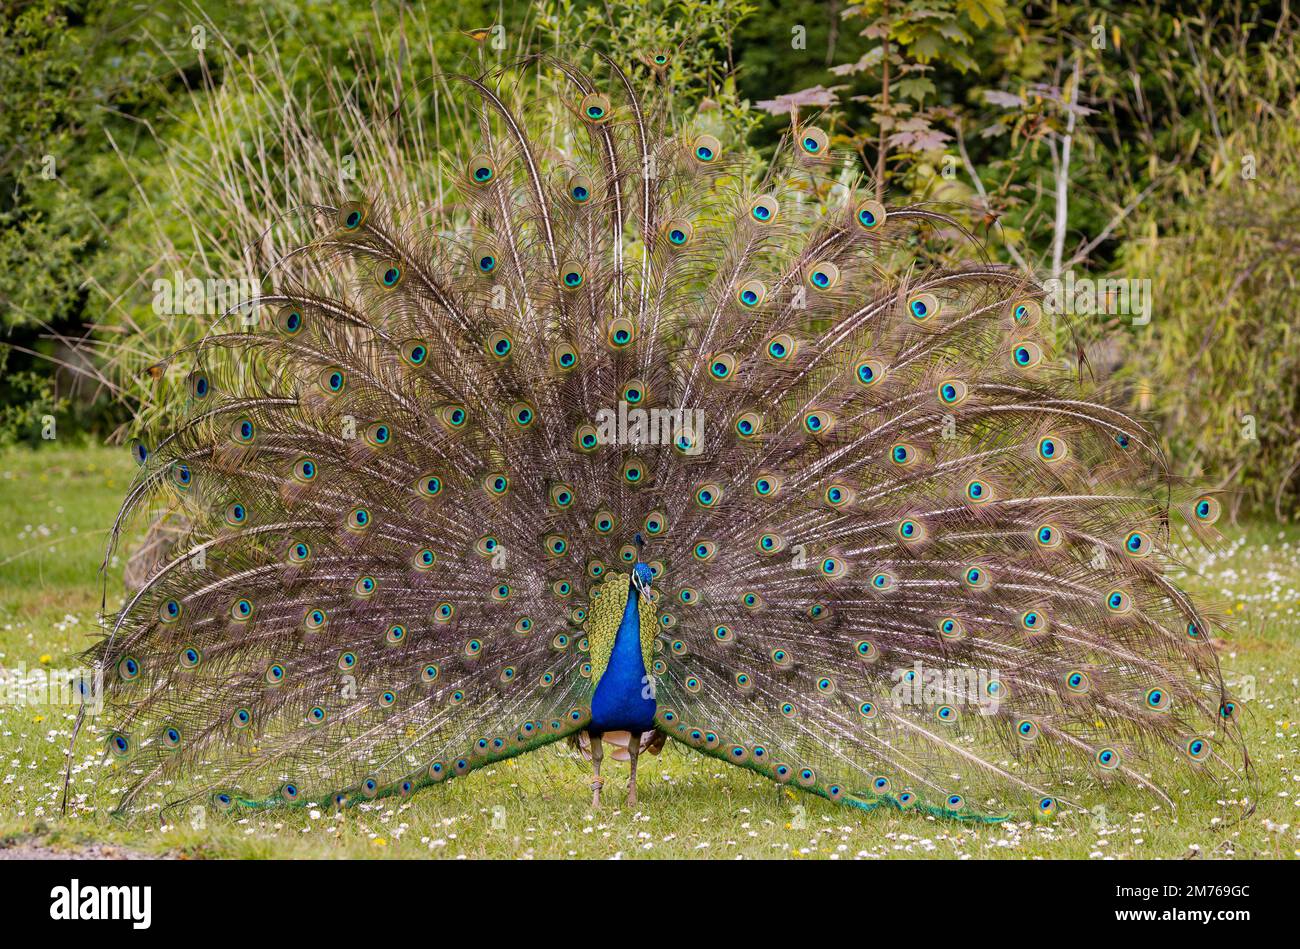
[{"left": 73, "top": 52, "right": 1247, "bottom": 823}]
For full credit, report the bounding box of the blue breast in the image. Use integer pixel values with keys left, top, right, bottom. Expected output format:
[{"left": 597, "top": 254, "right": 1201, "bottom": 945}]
[{"left": 590, "top": 576, "right": 657, "bottom": 734}]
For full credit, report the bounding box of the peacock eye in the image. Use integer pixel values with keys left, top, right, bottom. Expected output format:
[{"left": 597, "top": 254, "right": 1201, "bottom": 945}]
[
  {"left": 560, "top": 261, "right": 586, "bottom": 290},
  {"left": 964, "top": 477, "right": 993, "bottom": 503},
  {"left": 663, "top": 218, "right": 693, "bottom": 248},
  {"left": 606, "top": 317, "right": 635, "bottom": 348},
  {"left": 467, "top": 152, "right": 496, "bottom": 184},
  {"left": 579, "top": 93, "right": 611, "bottom": 123},
  {"left": 731, "top": 411, "right": 760, "bottom": 440},
  {"left": 1036, "top": 435, "right": 1068, "bottom": 462},
  {"left": 938, "top": 617, "right": 964, "bottom": 641},
  {"left": 694, "top": 483, "right": 722, "bottom": 508},
  {"left": 855, "top": 198, "right": 886, "bottom": 230},
  {"left": 401, "top": 339, "right": 429, "bottom": 367},
  {"left": 799, "top": 127, "right": 829, "bottom": 156},
  {"left": 708, "top": 353, "right": 736, "bottom": 381},
  {"left": 820, "top": 556, "right": 846, "bottom": 577},
  {"left": 230, "top": 418, "right": 255, "bottom": 444},
  {"left": 644, "top": 511, "right": 667, "bottom": 535},
  {"left": 806, "top": 261, "right": 839, "bottom": 290},
  {"left": 276, "top": 305, "right": 305, "bottom": 334},
  {"left": 621, "top": 458, "right": 646, "bottom": 485},
  {"left": 1011, "top": 299, "right": 1042, "bottom": 325},
  {"left": 338, "top": 201, "right": 367, "bottom": 230},
  {"left": 1105, "top": 589, "right": 1132, "bottom": 614},
  {"left": 1012, "top": 340, "right": 1043, "bottom": 369},
  {"left": 620, "top": 378, "right": 647, "bottom": 404},
  {"left": 824, "top": 483, "right": 853, "bottom": 507},
  {"left": 1123, "top": 530, "right": 1154, "bottom": 558},
  {"left": 692, "top": 134, "right": 721, "bottom": 164},
  {"left": 1019, "top": 611, "right": 1050, "bottom": 631},
  {"left": 509, "top": 401, "right": 536, "bottom": 428},
  {"left": 415, "top": 473, "right": 442, "bottom": 498},
  {"left": 549, "top": 483, "right": 575, "bottom": 509},
  {"left": 552, "top": 342, "right": 579, "bottom": 371},
  {"left": 803, "top": 409, "right": 833, "bottom": 435},
  {"left": 317, "top": 366, "right": 345, "bottom": 394},
  {"left": 735, "top": 279, "right": 766, "bottom": 308},
  {"left": 854, "top": 355, "right": 886, "bottom": 388},
  {"left": 567, "top": 173, "right": 594, "bottom": 204},
  {"left": 749, "top": 195, "right": 779, "bottom": 224},
  {"left": 1192, "top": 495, "right": 1221, "bottom": 524},
  {"left": 937, "top": 379, "right": 968, "bottom": 406},
  {"left": 907, "top": 292, "right": 939, "bottom": 322}
]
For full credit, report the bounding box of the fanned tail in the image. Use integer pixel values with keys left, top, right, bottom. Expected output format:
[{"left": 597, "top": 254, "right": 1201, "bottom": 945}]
[{"left": 75, "top": 55, "right": 1245, "bottom": 822}]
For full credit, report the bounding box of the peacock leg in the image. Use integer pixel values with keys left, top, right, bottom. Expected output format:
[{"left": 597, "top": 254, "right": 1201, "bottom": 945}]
[
  {"left": 589, "top": 732, "right": 604, "bottom": 807},
  {"left": 626, "top": 734, "right": 640, "bottom": 807}
]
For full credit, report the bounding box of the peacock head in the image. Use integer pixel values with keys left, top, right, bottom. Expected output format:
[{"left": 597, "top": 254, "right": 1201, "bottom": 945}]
[{"left": 631, "top": 561, "right": 653, "bottom": 593}]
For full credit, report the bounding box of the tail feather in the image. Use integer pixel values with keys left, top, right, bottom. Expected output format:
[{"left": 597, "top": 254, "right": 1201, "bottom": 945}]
[{"left": 76, "top": 55, "right": 1244, "bottom": 821}]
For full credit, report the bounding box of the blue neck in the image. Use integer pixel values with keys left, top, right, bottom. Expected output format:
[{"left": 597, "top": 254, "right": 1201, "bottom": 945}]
[{"left": 589, "top": 574, "right": 657, "bottom": 734}]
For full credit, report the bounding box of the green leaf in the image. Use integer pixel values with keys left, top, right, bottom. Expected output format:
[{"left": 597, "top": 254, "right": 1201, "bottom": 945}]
[{"left": 897, "top": 77, "right": 938, "bottom": 102}]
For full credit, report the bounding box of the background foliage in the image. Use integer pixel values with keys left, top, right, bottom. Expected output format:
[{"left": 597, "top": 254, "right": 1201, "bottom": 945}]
[{"left": 1, "top": 0, "right": 1297, "bottom": 516}]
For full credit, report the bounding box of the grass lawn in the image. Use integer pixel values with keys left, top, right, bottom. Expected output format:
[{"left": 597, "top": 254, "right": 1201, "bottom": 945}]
[{"left": 0, "top": 443, "right": 1295, "bottom": 859}]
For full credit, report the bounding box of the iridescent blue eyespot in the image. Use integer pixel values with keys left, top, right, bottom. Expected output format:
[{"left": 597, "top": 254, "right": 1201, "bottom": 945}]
[{"left": 1095, "top": 747, "right": 1119, "bottom": 769}]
